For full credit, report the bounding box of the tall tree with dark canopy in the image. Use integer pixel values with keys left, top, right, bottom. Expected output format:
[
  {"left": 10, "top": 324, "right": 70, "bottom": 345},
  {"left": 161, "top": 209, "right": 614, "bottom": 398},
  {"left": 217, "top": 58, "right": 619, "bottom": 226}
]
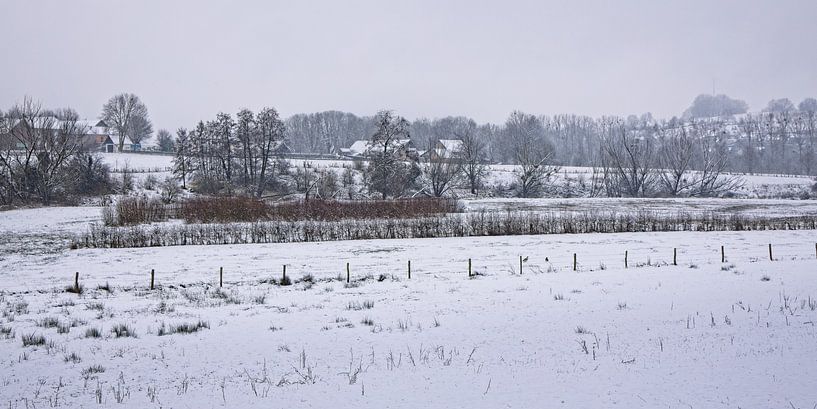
[
  {"left": 156, "top": 129, "right": 175, "bottom": 152},
  {"left": 100, "top": 93, "right": 151, "bottom": 151},
  {"left": 367, "top": 110, "right": 415, "bottom": 199},
  {"left": 254, "top": 107, "right": 286, "bottom": 197}
]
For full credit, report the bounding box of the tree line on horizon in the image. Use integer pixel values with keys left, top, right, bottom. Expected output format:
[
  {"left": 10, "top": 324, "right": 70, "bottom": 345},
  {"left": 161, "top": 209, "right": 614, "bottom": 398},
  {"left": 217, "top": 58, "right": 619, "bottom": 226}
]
[{"left": 2, "top": 93, "right": 816, "bottom": 205}]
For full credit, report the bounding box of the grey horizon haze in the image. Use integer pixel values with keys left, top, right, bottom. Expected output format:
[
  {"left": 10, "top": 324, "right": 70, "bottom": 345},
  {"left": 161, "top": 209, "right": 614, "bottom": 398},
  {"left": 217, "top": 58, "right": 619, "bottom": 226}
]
[{"left": 1, "top": 0, "right": 816, "bottom": 132}]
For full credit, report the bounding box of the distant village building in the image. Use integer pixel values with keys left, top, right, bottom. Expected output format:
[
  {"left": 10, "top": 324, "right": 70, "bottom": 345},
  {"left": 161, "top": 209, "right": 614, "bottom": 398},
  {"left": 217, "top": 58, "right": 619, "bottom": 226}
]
[
  {"left": 421, "top": 139, "right": 464, "bottom": 162},
  {"left": 1, "top": 117, "right": 117, "bottom": 152},
  {"left": 338, "top": 139, "right": 419, "bottom": 160}
]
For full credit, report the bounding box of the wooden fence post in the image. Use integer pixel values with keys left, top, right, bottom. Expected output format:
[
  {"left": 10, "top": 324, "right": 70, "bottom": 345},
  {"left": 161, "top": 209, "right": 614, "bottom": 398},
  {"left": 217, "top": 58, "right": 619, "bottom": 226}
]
[
  {"left": 721, "top": 246, "right": 725, "bottom": 263},
  {"left": 519, "top": 256, "right": 523, "bottom": 275},
  {"left": 768, "top": 244, "right": 773, "bottom": 261},
  {"left": 150, "top": 269, "right": 155, "bottom": 290},
  {"left": 219, "top": 267, "right": 223, "bottom": 288},
  {"left": 283, "top": 264, "right": 287, "bottom": 283},
  {"left": 673, "top": 248, "right": 677, "bottom": 266},
  {"left": 573, "top": 253, "right": 577, "bottom": 271},
  {"left": 346, "top": 262, "right": 350, "bottom": 283},
  {"left": 408, "top": 260, "right": 411, "bottom": 279},
  {"left": 468, "top": 258, "right": 472, "bottom": 277},
  {"left": 624, "top": 251, "right": 628, "bottom": 269},
  {"left": 74, "top": 272, "right": 79, "bottom": 292}
]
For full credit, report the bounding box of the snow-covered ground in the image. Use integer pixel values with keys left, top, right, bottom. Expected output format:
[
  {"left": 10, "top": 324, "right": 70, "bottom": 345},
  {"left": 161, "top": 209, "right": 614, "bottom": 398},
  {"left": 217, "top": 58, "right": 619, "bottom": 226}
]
[
  {"left": 464, "top": 197, "right": 817, "bottom": 217},
  {"left": 2, "top": 153, "right": 816, "bottom": 407},
  {"left": 1, "top": 230, "right": 817, "bottom": 407},
  {"left": 98, "top": 153, "right": 173, "bottom": 172}
]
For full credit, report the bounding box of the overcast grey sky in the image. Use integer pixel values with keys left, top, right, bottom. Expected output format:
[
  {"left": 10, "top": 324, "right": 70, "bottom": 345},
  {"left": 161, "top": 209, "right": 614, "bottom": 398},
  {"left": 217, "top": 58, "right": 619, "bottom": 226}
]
[{"left": 1, "top": 0, "right": 816, "bottom": 131}]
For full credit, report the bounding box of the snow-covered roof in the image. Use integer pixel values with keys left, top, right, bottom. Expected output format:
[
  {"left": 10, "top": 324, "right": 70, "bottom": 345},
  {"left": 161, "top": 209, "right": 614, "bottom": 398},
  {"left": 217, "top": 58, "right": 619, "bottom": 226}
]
[
  {"left": 438, "top": 139, "right": 463, "bottom": 152},
  {"left": 348, "top": 140, "right": 370, "bottom": 155},
  {"left": 344, "top": 139, "right": 414, "bottom": 156}
]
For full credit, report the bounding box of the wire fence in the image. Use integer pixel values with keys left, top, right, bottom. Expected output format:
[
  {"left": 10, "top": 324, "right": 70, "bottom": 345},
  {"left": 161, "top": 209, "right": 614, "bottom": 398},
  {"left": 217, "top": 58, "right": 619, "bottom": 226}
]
[{"left": 58, "top": 240, "right": 817, "bottom": 293}]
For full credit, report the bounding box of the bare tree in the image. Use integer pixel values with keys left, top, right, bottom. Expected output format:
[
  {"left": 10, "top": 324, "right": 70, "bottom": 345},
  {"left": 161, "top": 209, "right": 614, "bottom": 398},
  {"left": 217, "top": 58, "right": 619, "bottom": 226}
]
[
  {"left": 457, "top": 124, "right": 487, "bottom": 195},
  {"left": 156, "top": 129, "right": 175, "bottom": 152},
  {"left": 599, "top": 117, "right": 656, "bottom": 197},
  {"left": 505, "top": 111, "right": 557, "bottom": 197},
  {"left": 657, "top": 124, "right": 696, "bottom": 196},
  {"left": 657, "top": 119, "right": 742, "bottom": 196},
  {"left": 421, "top": 137, "right": 461, "bottom": 197},
  {"left": 127, "top": 114, "right": 153, "bottom": 145},
  {"left": 235, "top": 108, "right": 257, "bottom": 187},
  {"left": 172, "top": 128, "right": 192, "bottom": 189},
  {"left": 366, "top": 110, "right": 415, "bottom": 199},
  {"left": 0, "top": 97, "right": 86, "bottom": 204},
  {"left": 100, "top": 93, "right": 151, "bottom": 151},
  {"left": 254, "top": 107, "right": 286, "bottom": 197}
]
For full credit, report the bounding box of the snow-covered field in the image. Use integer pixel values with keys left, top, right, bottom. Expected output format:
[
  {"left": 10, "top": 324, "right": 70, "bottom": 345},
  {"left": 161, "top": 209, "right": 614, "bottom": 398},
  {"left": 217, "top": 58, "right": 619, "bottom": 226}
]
[
  {"left": 1, "top": 153, "right": 816, "bottom": 407},
  {"left": 2, "top": 229, "right": 817, "bottom": 407},
  {"left": 464, "top": 197, "right": 817, "bottom": 217}
]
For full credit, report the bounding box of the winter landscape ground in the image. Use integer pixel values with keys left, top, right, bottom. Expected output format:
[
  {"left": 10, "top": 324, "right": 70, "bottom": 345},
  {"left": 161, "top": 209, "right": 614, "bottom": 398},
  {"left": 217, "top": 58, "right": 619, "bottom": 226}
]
[
  {"left": 1, "top": 155, "right": 816, "bottom": 408},
  {"left": 1, "top": 226, "right": 817, "bottom": 408}
]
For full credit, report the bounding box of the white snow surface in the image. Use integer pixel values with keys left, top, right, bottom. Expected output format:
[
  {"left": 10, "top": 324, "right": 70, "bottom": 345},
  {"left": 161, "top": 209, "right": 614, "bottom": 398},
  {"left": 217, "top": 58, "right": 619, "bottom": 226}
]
[{"left": 1, "top": 229, "right": 817, "bottom": 408}]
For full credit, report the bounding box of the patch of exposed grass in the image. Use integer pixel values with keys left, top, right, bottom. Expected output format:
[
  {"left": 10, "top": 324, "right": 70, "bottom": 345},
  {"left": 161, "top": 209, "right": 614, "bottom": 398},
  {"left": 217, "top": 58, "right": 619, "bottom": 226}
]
[
  {"left": 158, "top": 321, "right": 209, "bottom": 336},
  {"left": 22, "top": 333, "right": 46, "bottom": 347},
  {"left": 111, "top": 324, "right": 137, "bottom": 338}
]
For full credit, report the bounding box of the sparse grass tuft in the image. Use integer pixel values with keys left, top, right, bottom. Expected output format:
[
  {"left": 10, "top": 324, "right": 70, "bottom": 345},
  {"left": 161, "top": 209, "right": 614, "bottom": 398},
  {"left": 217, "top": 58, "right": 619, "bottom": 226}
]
[
  {"left": 158, "top": 321, "right": 210, "bottom": 336},
  {"left": 81, "top": 365, "right": 105, "bottom": 377},
  {"left": 111, "top": 324, "right": 137, "bottom": 338},
  {"left": 65, "top": 284, "right": 84, "bottom": 295},
  {"left": 760, "top": 275, "right": 771, "bottom": 282},
  {"left": 347, "top": 300, "right": 375, "bottom": 311},
  {"left": 38, "top": 317, "right": 61, "bottom": 329},
  {"left": 22, "top": 333, "right": 46, "bottom": 347},
  {"left": 361, "top": 317, "right": 375, "bottom": 326},
  {"left": 64, "top": 352, "right": 82, "bottom": 364},
  {"left": 279, "top": 275, "right": 293, "bottom": 286},
  {"left": 575, "top": 326, "right": 591, "bottom": 334},
  {"left": 211, "top": 288, "right": 242, "bottom": 304},
  {"left": 85, "top": 327, "right": 102, "bottom": 338},
  {"left": 96, "top": 282, "right": 113, "bottom": 293},
  {"left": 553, "top": 293, "right": 565, "bottom": 301}
]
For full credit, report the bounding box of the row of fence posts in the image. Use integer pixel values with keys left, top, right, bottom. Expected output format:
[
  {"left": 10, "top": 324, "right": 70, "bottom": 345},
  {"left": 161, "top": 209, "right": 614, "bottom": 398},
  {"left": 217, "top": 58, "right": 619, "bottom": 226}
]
[{"left": 67, "top": 243, "right": 817, "bottom": 291}]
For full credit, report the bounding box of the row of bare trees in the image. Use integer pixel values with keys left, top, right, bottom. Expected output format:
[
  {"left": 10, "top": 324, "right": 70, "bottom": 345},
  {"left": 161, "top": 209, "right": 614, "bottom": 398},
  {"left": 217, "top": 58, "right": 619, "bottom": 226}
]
[
  {"left": 598, "top": 117, "right": 742, "bottom": 197},
  {"left": 173, "top": 107, "right": 287, "bottom": 197},
  {"left": 281, "top": 97, "right": 817, "bottom": 178}
]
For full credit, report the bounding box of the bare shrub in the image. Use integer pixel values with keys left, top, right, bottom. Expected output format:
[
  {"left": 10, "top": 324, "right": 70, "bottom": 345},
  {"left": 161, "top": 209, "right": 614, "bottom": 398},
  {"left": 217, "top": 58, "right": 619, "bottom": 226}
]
[
  {"left": 179, "top": 197, "right": 457, "bottom": 224},
  {"left": 104, "top": 196, "right": 167, "bottom": 226}
]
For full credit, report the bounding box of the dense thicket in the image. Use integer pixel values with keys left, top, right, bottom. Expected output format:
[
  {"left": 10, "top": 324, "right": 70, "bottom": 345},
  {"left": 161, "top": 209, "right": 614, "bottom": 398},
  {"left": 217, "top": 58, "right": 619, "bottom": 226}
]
[
  {"left": 76, "top": 211, "right": 817, "bottom": 249},
  {"left": 1, "top": 98, "right": 113, "bottom": 205}
]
